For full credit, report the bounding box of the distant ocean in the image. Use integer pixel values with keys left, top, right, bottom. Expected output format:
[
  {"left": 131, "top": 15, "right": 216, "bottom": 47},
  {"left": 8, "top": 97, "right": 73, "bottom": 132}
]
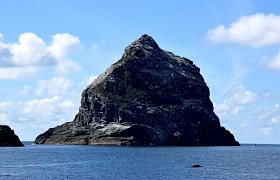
[{"left": 0, "top": 142, "right": 279, "bottom": 179}]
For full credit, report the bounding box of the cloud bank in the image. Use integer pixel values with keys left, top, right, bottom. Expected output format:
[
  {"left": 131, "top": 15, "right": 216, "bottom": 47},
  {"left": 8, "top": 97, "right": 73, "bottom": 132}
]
[
  {"left": 0, "top": 96, "right": 78, "bottom": 139},
  {"left": 0, "top": 32, "right": 81, "bottom": 79}
]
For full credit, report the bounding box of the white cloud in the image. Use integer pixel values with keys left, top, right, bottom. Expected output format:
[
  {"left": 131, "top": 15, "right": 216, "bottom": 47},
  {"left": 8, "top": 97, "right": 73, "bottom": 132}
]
[
  {"left": 232, "top": 85, "right": 258, "bottom": 105},
  {"left": 214, "top": 84, "right": 257, "bottom": 116},
  {"left": 0, "top": 96, "right": 78, "bottom": 127},
  {"left": 0, "top": 32, "right": 81, "bottom": 79},
  {"left": 262, "top": 51, "right": 280, "bottom": 70},
  {"left": 12, "top": 33, "right": 53, "bottom": 66},
  {"left": 36, "top": 76, "right": 72, "bottom": 97},
  {"left": 0, "top": 35, "right": 12, "bottom": 67},
  {"left": 60, "top": 100, "right": 76, "bottom": 109},
  {"left": 55, "top": 59, "right": 81, "bottom": 74},
  {"left": 255, "top": 103, "right": 280, "bottom": 125},
  {"left": 0, "top": 67, "right": 39, "bottom": 79},
  {"left": 271, "top": 117, "right": 280, "bottom": 125},
  {"left": 22, "top": 96, "right": 77, "bottom": 122},
  {"left": 206, "top": 13, "right": 280, "bottom": 48},
  {"left": 48, "top": 33, "right": 80, "bottom": 59},
  {"left": 22, "top": 96, "right": 67, "bottom": 115}
]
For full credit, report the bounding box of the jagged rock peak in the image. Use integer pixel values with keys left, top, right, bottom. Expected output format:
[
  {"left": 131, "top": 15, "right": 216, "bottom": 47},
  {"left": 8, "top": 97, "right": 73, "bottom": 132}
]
[
  {"left": 123, "top": 34, "right": 162, "bottom": 58},
  {"left": 130, "top": 34, "right": 160, "bottom": 49}
]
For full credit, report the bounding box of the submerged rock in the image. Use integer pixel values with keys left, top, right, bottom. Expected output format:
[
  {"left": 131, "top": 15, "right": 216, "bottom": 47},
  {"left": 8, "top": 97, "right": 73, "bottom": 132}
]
[
  {"left": 192, "top": 164, "right": 202, "bottom": 168},
  {"left": 34, "top": 34, "right": 240, "bottom": 146},
  {"left": 0, "top": 125, "right": 24, "bottom": 147}
]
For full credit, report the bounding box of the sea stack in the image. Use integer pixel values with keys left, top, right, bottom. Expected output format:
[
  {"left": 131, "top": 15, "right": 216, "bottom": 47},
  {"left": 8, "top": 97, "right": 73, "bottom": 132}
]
[
  {"left": 34, "top": 34, "right": 240, "bottom": 146},
  {"left": 0, "top": 125, "right": 24, "bottom": 147}
]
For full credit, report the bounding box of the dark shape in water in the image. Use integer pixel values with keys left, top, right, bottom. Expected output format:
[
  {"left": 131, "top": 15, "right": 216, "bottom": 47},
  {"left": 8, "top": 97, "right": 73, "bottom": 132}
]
[
  {"left": 34, "top": 34, "right": 240, "bottom": 146},
  {"left": 0, "top": 125, "right": 24, "bottom": 147},
  {"left": 192, "top": 164, "right": 202, "bottom": 168}
]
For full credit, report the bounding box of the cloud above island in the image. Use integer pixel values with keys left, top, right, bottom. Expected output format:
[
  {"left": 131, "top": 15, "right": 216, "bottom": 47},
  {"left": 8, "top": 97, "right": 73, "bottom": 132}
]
[
  {"left": 0, "top": 32, "right": 81, "bottom": 79},
  {"left": 206, "top": 13, "right": 280, "bottom": 48}
]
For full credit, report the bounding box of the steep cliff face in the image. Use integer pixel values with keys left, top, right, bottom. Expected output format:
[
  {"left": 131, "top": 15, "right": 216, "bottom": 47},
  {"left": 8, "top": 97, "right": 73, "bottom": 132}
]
[
  {"left": 0, "top": 125, "right": 24, "bottom": 147},
  {"left": 34, "top": 34, "right": 239, "bottom": 146}
]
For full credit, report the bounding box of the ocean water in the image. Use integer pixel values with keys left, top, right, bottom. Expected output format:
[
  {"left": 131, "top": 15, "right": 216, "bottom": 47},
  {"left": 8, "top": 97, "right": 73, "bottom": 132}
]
[{"left": 0, "top": 143, "right": 279, "bottom": 180}]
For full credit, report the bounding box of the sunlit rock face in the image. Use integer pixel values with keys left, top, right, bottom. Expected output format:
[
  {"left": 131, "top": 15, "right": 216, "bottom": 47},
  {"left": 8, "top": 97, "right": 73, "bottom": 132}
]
[
  {"left": 0, "top": 125, "right": 24, "bottom": 147},
  {"left": 34, "top": 34, "right": 239, "bottom": 146}
]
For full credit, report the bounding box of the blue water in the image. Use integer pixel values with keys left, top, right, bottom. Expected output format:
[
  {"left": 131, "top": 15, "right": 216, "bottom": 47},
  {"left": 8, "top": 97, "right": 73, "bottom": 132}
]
[{"left": 0, "top": 143, "right": 279, "bottom": 180}]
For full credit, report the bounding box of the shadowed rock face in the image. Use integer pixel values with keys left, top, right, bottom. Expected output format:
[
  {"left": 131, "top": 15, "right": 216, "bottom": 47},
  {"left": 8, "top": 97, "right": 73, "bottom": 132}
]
[
  {"left": 0, "top": 125, "right": 24, "bottom": 147},
  {"left": 34, "top": 34, "right": 240, "bottom": 146}
]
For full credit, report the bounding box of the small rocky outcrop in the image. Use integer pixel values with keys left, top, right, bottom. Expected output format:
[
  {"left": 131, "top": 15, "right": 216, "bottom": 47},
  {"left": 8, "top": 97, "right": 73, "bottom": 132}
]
[
  {"left": 0, "top": 125, "right": 24, "bottom": 147},
  {"left": 192, "top": 164, "right": 202, "bottom": 168},
  {"left": 34, "top": 34, "right": 240, "bottom": 146}
]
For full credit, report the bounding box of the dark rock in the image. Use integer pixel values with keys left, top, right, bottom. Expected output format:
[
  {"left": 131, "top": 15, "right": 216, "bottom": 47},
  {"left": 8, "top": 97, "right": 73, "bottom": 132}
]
[
  {"left": 34, "top": 34, "right": 240, "bottom": 146},
  {"left": 0, "top": 125, "right": 24, "bottom": 147},
  {"left": 192, "top": 164, "right": 202, "bottom": 168}
]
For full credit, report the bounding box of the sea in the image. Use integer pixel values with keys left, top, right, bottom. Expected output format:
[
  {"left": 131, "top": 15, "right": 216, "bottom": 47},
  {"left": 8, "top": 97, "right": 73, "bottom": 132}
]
[{"left": 0, "top": 142, "right": 279, "bottom": 180}]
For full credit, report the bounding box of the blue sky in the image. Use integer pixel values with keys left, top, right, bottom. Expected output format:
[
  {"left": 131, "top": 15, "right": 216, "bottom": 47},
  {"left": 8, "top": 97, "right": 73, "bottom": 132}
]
[{"left": 1, "top": 1, "right": 280, "bottom": 144}]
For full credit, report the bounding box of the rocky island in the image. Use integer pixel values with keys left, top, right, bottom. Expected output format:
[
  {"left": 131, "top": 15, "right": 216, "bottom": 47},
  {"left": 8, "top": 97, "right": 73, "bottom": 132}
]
[
  {"left": 0, "top": 125, "right": 24, "bottom": 147},
  {"left": 34, "top": 34, "right": 239, "bottom": 146}
]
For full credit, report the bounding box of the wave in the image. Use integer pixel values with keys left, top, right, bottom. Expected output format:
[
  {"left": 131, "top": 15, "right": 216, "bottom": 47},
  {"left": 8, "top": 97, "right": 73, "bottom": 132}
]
[{"left": 1, "top": 160, "right": 102, "bottom": 168}]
